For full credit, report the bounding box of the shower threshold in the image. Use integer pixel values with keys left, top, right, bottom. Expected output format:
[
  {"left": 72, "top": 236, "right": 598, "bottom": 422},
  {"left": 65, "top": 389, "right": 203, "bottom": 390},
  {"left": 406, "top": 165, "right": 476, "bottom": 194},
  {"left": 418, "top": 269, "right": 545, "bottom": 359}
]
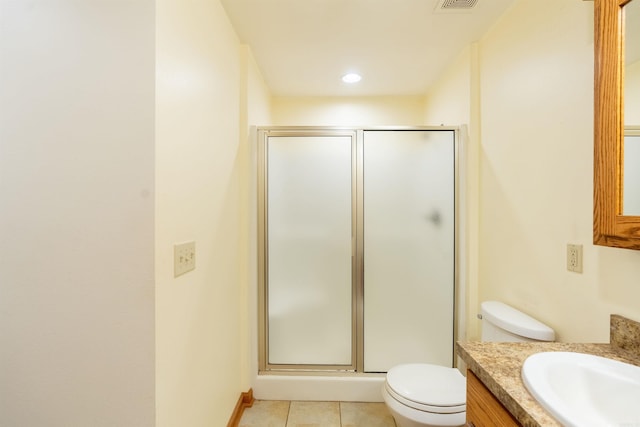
[{"left": 253, "top": 372, "right": 386, "bottom": 402}]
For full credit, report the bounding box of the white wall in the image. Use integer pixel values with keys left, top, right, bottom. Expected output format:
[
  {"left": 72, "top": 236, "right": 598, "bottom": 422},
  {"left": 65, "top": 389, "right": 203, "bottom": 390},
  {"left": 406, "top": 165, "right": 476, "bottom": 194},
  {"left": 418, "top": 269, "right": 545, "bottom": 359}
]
[
  {"left": 272, "top": 96, "right": 425, "bottom": 126},
  {"left": 0, "top": 1, "right": 156, "bottom": 426},
  {"left": 155, "top": 0, "right": 252, "bottom": 425}
]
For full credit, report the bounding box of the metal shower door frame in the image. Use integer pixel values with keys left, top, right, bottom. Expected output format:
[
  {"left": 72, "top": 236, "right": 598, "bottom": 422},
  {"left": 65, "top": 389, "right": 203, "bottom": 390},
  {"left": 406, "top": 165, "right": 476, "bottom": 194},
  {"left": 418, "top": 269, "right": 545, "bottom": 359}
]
[{"left": 257, "top": 126, "right": 460, "bottom": 374}]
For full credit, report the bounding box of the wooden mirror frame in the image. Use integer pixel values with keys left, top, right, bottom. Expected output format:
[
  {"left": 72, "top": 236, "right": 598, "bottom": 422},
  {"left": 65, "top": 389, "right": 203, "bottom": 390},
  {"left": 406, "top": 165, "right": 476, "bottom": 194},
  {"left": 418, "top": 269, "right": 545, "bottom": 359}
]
[{"left": 594, "top": 0, "right": 640, "bottom": 249}]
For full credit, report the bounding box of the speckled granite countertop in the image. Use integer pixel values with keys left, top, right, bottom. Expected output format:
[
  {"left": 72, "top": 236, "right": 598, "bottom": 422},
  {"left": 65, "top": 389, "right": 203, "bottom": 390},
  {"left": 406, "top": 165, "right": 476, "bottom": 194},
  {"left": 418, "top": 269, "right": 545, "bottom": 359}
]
[{"left": 456, "top": 315, "right": 640, "bottom": 427}]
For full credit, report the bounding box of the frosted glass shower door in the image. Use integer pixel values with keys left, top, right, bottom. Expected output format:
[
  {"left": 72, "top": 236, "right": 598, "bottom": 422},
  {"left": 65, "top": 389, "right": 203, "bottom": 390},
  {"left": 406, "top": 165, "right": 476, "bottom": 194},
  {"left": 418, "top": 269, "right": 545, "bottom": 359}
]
[
  {"left": 363, "top": 130, "right": 455, "bottom": 372},
  {"left": 266, "top": 134, "right": 354, "bottom": 367}
]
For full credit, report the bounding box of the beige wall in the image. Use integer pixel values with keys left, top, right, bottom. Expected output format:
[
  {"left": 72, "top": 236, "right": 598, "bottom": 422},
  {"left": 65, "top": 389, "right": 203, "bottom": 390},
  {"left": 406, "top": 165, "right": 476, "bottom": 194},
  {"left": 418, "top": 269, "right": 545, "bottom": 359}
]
[
  {"left": 0, "top": 1, "right": 156, "bottom": 425},
  {"left": 272, "top": 96, "right": 425, "bottom": 126},
  {"left": 156, "top": 3, "right": 272, "bottom": 424},
  {"left": 424, "top": 45, "right": 481, "bottom": 340},
  {"left": 7, "top": 1, "right": 640, "bottom": 425},
  {"left": 2, "top": 1, "right": 268, "bottom": 425},
  {"left": 627, "top": 60, "right": 640, "bottom": 124},
  {"left": 427, "top": 0, "right": 640, "bottom": 343},
  {"left": 424, "top": 46, "right": 473, "bottom": 127},
  {"left": 155, "top": 0, "right": 255, "bottom": 425},
  {"left": 239, "top": 46, "right": 273, "bottom": 388}
]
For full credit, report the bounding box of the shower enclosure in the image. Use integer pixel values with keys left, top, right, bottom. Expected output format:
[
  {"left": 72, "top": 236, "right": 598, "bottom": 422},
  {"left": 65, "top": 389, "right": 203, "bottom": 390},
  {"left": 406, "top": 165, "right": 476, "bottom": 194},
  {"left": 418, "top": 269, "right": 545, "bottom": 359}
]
[{"left": 257, "top": 127, "right": 458, "bottom": 374}]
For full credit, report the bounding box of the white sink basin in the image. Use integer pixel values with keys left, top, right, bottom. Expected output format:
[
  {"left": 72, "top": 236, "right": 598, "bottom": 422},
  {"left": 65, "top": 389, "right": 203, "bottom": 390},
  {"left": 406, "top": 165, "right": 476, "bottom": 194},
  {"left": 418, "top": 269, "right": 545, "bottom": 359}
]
[{"left": 522, "top": 351, "right": 640, "bottom": 427}]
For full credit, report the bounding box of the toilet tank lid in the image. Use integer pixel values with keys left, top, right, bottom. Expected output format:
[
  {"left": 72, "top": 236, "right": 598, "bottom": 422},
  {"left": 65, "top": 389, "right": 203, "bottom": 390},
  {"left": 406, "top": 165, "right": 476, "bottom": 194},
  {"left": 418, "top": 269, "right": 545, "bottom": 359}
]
[{"left": 481, "top": 301, "right": 555, "bottom": 341}]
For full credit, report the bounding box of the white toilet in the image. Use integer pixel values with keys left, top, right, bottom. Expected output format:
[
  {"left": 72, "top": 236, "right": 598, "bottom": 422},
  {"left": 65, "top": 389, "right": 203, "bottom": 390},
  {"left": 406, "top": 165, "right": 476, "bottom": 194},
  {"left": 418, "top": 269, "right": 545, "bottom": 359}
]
[{"left": 382, "top": 301, "right": 555, "bottom": 427}]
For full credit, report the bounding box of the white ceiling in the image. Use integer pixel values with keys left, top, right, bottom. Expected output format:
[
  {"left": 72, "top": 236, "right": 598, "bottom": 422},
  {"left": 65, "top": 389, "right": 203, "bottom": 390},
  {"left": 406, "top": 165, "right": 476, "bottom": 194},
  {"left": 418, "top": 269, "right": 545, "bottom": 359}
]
[{"left": 220, "top": 0, "right": 517, "bottom": 97}]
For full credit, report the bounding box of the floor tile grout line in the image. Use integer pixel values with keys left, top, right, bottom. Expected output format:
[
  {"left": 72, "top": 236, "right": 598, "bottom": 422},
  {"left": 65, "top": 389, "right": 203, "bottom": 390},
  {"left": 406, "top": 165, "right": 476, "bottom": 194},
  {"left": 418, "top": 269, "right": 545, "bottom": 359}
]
[
  {"left": 284, "top": 400, "right": 290, "bottom": 427},
  {"left": 240, "top": 399, "right": 396, "bottom": 427}
]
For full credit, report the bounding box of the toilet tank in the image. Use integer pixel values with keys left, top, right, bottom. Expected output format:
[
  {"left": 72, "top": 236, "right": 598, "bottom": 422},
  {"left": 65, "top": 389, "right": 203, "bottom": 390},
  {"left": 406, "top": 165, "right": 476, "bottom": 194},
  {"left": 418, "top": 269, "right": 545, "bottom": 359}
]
[{"left": 481, "top": 301, "right": 555, "bottom": 342}]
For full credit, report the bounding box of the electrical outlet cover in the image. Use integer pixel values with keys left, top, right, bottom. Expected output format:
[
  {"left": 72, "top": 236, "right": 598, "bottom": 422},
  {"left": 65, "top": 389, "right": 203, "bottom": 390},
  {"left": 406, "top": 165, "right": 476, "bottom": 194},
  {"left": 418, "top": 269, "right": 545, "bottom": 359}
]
[{"left": 567, "top": 244, "right": 583, "bottom": 273}]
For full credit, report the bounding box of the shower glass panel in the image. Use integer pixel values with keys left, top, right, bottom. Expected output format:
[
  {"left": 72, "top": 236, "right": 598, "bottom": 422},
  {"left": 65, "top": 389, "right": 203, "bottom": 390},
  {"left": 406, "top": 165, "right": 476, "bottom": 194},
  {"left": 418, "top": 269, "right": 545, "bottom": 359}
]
[
  {"left": 363, "top": 130, "right": 455, "bottom": 372},
  {"left": 258, "top": 127, "right": 458, "bottom": 374},
  {"left": 266, "top": 134, "right": 354, "bottom": 366}
]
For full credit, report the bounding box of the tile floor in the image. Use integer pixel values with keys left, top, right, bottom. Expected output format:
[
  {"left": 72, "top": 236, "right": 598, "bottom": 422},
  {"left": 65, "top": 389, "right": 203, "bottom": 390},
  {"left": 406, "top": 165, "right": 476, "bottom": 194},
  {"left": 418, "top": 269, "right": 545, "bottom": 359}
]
[{"left": 239, "top": 400, "right": 397, "bottom": 427}]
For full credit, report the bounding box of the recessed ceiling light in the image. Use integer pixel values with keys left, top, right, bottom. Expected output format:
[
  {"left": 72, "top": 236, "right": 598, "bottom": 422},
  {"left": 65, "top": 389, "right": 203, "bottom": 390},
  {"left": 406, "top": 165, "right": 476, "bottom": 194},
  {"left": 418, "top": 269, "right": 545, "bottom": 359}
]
[{"left": 342, "top": 73, "right": 362, "bottom": 83}]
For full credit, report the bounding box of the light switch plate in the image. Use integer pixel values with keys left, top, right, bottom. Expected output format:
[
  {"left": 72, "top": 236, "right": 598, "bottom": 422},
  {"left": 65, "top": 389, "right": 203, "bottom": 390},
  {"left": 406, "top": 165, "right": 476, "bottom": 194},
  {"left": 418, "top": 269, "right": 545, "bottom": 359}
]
[{"left": 174, "top": 241, "right": 195, "bottom": 277}]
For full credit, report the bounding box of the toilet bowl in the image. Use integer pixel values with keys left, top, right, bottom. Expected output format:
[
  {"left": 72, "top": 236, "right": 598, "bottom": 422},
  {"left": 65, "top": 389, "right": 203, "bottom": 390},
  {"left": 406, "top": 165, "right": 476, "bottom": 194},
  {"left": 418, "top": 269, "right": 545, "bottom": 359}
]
[
  {"left": 382, "top": 363, "right": 466, "bottom": 427},
  {"left": 382, "top": 301, "right": 556, "bottom": 427}
]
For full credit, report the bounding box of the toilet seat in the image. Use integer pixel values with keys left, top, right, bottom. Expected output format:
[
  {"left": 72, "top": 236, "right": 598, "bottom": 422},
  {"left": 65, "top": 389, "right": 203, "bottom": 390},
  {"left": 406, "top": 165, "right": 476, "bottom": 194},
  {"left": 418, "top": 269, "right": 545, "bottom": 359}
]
[{"left": 385, "top": 363, "right": 466, "bottom": 414}]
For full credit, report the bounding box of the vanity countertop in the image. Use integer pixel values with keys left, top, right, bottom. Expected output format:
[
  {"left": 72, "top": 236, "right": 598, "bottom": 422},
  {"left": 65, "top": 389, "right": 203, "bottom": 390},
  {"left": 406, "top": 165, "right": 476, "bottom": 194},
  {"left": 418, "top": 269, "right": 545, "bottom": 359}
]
[{"left": 456, "top": 315, "right": 640, "bottom": 427}]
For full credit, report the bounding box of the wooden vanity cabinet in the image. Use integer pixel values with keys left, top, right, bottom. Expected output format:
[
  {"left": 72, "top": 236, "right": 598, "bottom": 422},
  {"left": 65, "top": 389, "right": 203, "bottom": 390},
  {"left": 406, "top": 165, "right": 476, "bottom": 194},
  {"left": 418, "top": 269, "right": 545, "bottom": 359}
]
[{"left": 465, "top": 370, "right": 520, "bottom": 427}]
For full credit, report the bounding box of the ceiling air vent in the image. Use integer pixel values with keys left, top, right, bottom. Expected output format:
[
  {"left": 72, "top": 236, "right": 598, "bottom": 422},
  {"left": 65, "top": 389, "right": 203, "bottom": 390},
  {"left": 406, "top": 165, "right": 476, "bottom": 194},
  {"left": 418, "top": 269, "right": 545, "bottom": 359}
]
[{"left": 436, "top": 0, "right": 479, "bottom": 11}]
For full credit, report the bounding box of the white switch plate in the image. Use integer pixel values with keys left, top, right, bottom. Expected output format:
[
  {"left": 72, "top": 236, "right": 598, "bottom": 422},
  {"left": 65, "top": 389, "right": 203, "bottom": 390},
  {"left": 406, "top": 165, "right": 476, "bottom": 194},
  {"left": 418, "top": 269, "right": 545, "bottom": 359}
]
[
  {"left": 174, "top": 241, "right": 195, "bottom": 277},
  {"left": 567, "top": 244, "right": 583, "bottom": 273}
]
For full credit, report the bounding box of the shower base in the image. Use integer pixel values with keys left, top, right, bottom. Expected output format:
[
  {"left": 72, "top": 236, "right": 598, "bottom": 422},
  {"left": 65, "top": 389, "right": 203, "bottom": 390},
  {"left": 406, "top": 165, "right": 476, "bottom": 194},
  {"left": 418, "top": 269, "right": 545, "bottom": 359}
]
[{"left": 253, "top": 373, "right": 385, "bottom": 402}]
